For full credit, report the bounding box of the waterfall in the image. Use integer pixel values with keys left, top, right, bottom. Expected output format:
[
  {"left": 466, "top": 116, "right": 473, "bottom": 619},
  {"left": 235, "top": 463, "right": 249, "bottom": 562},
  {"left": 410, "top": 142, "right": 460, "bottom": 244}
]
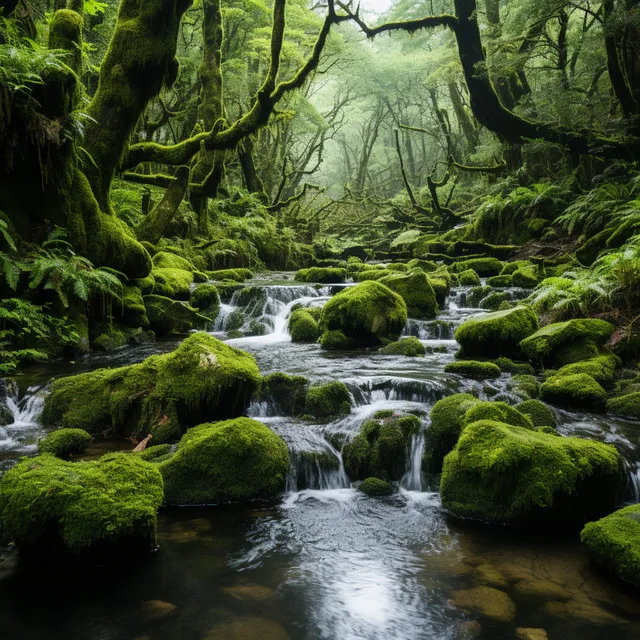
[{"left": 401, "top": 433, "right": 425, "bottom": 492}]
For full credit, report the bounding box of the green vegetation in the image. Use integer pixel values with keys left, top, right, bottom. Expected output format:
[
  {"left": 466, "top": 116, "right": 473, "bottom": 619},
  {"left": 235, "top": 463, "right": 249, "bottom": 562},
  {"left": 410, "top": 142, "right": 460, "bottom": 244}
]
[
  {"left": 607, "top": 392, "right": 640, "bottom": 419},
  {"left": 38, "top": 428, "right": 92, "bottom": 458},
  {"left": 540, "top": 373, "right": 608, "bottom": 410},
  {"left": 379, "top": 336, "right": 426, "bottom": 357},
  {"left": 304, "top": 381, "right": 351, "bottom": 420},
  {"left": 259, "top": 372, "right": 309, "bottom": 417},
  {"left": 359, "top": 477, "right": 394, "bottom": 497},
  {"left": 288, "top": 308, "right": 322, "bottom": 343},
  {"left": 379, "top": 269, "right": 437, "bottom": 319},
  {"left": 516, "top": 400, "right": 557, "bottom": 429},
  {"left": 295, "top": 267, "right": 346, "bottom": 283},
  {"left": 444, "top": 360, "right": 501, "bottom": 380}
]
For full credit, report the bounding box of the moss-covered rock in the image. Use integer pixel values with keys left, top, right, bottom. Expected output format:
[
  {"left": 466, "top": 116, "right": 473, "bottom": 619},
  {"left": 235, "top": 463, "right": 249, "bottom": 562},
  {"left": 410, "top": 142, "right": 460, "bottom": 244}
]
[
  {"left": 581, "top": 504, "right": 640, "bottom": 586},
  {"left": 493, "top": 357, "right": 535, "bottom": 376},
  {"left": 0, "top": 453, "right": 164, "bottom": 557},
  {"left": 92, "top": 325, "right": 128, "bottom": 351},
  {"left": 152, "top": 251, "right": 195, "bottom": 272},
  {"left": 512, "top": 266, "right": 539, "bottom": 289},
  {"left": 319, "top": 329, "right": 354, "bottom": 350},
  {"left": 120, "top": 285, "right": 149, "bottom": 328},
  {"left": 487, "top": 274, "right": 513, "bottom": 288},
  {"left": 445, "top": 361, "right": 501, "bottom": 379},
  {"left": 455, "top": 306, "right": 539, "bottom": 358},
  {"left": 423, "top": 394, "right": 481, "bottom": 475},
  {"left": 379, "top": 269, "right": 437, "bottom": 319},
  {"left": 288, "top": 308, "right": 321, "bottom": 343},
  {"left": 607, "top": 392, "right": 640, "bottom": 419},
  {"left": 295, "top": 267, "right": 346, "bottom": 283},
  {"left": 344, "top": 414, "right": 421, "bottom": 480},
  {"left": 507, "top": 374, "right": 540, "bottom": 400},
  {"left": 407, "top": 258, "right": 437, "bottom": 272},
  {"left": 426, "top": 277, "right": 449, "bottom": 307},
  {"left": 453, "top": 258, "right": 504, "bottom": 277},
  {"left": 555, "top": 354, "right": 620, "bottom": 386},
  {"left": 37, "top": 428, "right": 92, "bottom": 458},
  {"left": 359, "top": 477, "right": 394, "bottom": 497},
  {"left": 458, "top": 269, "right": 481, "bottom": 286},
  {"left": 516, "top": 400, "right": 557, "bottom": 428},
  {"left": 144, "top": 295, "right": 209, "bottom": 335},
  {"left": 461, "top": 401, "right": 533, "bottom": 430},
  {"left": 540, "top": 373, "right": 607, "bottom": 410},
  {"left": 207, "top": 268, "right": 253, "bottom": 282},
  {"left": 304, "top": 381, "right": 351, "bottom": 420},
  {"left": 353, "top": 268, "right": 392, "bottom": 282},
  {"left": 158, "top": 418, "right": 289, "bottom": 506},
  {"left": 320, "top": 281, "right": 407, "bottom": 348},
  {"left": 259, "top": 372, "right": 309, "bottom": 417},
  {"left": 441, "top": 420, "right": 622, "bottom": 527},
  {"left": 152, "top": 267, "right": 193, "bottom": 299},
  {"left": 42, "top": 333, "right": 262, "bottom": 443},
  {"left": 379, "top": 337, "right": 426, "bottom": 357},
  {"left": 520, "top": 319, "right": 615, "bottom": 365},
  {"left": 189, "top": 283, "right": 220, "bottom": 320}
]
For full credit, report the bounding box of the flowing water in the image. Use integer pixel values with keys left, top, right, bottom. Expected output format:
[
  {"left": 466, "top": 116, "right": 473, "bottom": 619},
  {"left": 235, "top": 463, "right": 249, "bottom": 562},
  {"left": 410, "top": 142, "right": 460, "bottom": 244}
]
[{"left": 1, "top": 275, "right": 640, "bottom": 639}]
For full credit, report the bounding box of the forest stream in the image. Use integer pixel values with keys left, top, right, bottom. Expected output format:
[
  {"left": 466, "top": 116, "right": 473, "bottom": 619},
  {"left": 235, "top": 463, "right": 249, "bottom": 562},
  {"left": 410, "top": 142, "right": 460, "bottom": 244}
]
[{"left": 1, "top": 275, "right": 639, "bottom": 640}]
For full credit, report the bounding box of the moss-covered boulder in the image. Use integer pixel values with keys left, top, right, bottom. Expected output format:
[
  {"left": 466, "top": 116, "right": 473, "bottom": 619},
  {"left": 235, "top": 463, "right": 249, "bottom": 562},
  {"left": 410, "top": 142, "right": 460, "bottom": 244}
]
[
  {"left": 581, "top": 504, "right": 640, "bottom": 586},
  {"left": 540, "top": 373, "right": 607, "bottom": 410},
  {"left": 455, "top": 306, "right": 539, "bottom": 358},
  {"left": 453, "top": 258, "right": 503, "bottom": 277},
  {"left": 441, "top": 420, "right": 622, "bottom": 527},
  {"left": 493, "top": 357, "right": 535, "bottom": 376},
  {"left": 520, "top": 319, "right": 615, "bottom": 366},
  {"left": 144, "top": 295, "right": 209, "bottom": 335},
  {"left": 379, "top": 336, "right": 426, "bottom": 357},
  {"left": 319, "top": 329, "right": 354, "bottom": 350},
  {"left": 207, "top": 268, "right": 253, "bottom": 282},
  {"left": 512, "top": 266, "right": 539, "bottom": 289},
  {"left": 426, "top": 277, "right": 449, "bottom": 307},
  {"left": 288, "top": 308, "right": 321, "bottom": 343},
  {"left": 461, "top": 401, "right": 533, "bottom": 430},
  {"left": 344, "top": 414, "right": 421, "bottom": 480},
  {"left": 607, "top": 392, "right": 640, "bottom": 419},
  {"left": 458, "top": 269, "right": 481, "bottom": 286},
  {"left": 304, "top": 381, "right": 351, "bottom": 420},
  {"left": 354, "top": 268, "right": 393, "bottom": 282},
  {"left": 320, "top": 281, "right": 407, "bottom": 348},
  {"left": 295, "top": 267, "right": 346, "bottom": 283},
  {"left": 445, "top": 361, "right": 501, "bottom": 379},
  {"left": 152, "top": 251, "right": 195, "bottom": 272},
  {"left": 423, "top": 394, "right": 481, "bottom": 475},
  {"left": 42, "top": 333, "right": 262, "bottom": 443},
  {"left": 0, "top": 453, "right": 164, "bottom": 558},
  {"left": 158, "top": 418, "right": 289, "bottom": 506},
  {"left": 508, "top": 374, "right": 540, "bottom": 399},
  {"left": 516, "top": 399, "right": 557, "bottom": 428},
  {"left": 120, "top": 285, "right": 149, "bottom": 328},
  {"left": 379, "top": 269, "right": 437, "bottom": 319},
  {"left": 407, "top": 258, "right": 437, "bottom": 272},
  {"left": 487, "top": 274, "right": 513, "bottom": 288},
  {"left": 259, "top": 372, "right": 309, "bottom": 417},
  {"left": 152, "top": 268, "right": 193, "bottom": 299},
  {"left": 189, "top": 283, "right": 220, "bottom": 320},
  {"left": 37, "top": 428, "right": 92, "bottom": 458},
  {"left": 359, "top": 477, "right": 394, "bottom": 497},
  {"left": 555, "top": 354, "right": 620, "bottom": 386}
]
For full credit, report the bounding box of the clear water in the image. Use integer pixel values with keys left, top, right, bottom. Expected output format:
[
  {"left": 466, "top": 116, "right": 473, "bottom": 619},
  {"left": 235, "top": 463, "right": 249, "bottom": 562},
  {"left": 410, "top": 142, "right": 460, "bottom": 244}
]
[{"left": 1, "top": 276, "right": 639, "bottom": 639}]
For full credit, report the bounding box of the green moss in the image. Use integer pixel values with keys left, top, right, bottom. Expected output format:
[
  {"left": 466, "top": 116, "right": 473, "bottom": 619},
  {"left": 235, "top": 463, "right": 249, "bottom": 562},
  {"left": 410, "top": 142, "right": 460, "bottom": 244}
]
[
  {"left": 493, "top": 357, "right": 535, "bottom": 376},
  {"left": 288, "top": 309, "right": 321, "bottom": 343},
  {"left": 556, "top": 354, "right": 621, "bottom": 386},
  {"left": 0, "top": 453, "right": 164, "bottom": 556},
  {"left": 386, "top": 263, "right": 409, "bottom": 272},
  {"left": 379, "top": 269, "right": 438, "bottom": 319},
  {"left": 260, "top": 372, "right": 309, "bottom": 417},
  {"left": 407, "top": 259, "right": 437, "bottom": 272},
  {"left": 359, "top": 477, "right": 394, "bottom": 497},
  {"left": 120, "top": 285, "right": 149, "bottom": 328},
  {"left": 305, "top": 381, "right": 351, "bottom": 420},
  {"left": 480, "top": 292, "right": 512, "bottom": 311},
  {"left": 486, "top": 275, "right": 513, "bottom": 288},
  {"left": 321, "top": 281, "right": 407, "bottom": 348},
  {"left": 461, "top": 402, "right": 533, "bottom": 430},
  {"left": 152, "top": 267, "right": 193, "bottom": 299},
  {"left": 455, "top": 306, "right": 539, "bottom": 358},
  {"left": 158, "top": 418, "right": 289, "bottom": 505},
  {"left": 512, "top": 266, "right": 539, "bottom": 289},
  {"left": 37, "top": 428, "right": 92, "bottom": 458},
  {"left": 207, "top": 268, "right": 253, "bottom": 282},
  {"left": 441, "top": 420, "right": 621, "bottom": 526},
  {"left": 188, "top": 283, "right": 220, "bottom": 321},
  {"left": 520, "top": 319, "right": 615, "bottom": 365},
  {"left": 344, "top": 414, "right": 421, "bottom": 480},
  {"left": 42, "top": 333, "right": 262, "bottom": 443},
  {"left": 92, "top": 325, "right": 128, "bottom": 351},
  {"left": 501, "top": 260, "right": 532, "bottom": 275},
  {"left": 445, "top": 361, "right": 502, "bottom": 379},
  {"left": 516, "top": 399, "right": 557, "bottom": 428},
  {"left": 457, "top": 269, "right": 481, "bottom": 286},
  {"left": 426, "top": 277, "right": 448, "bottom": 307},
  {"left": 379, "top": 337, "right": 426, "bottom": 357},
  {"left": 507, "top": 374, "right": 540, "bottom": 400},
  {"left": 453, "top": 258, "right": 504, "bottom": 276},
  {"left": 152, "top": 251, "right": 195, "bottom": 272},
  {"left": 423, "top": 394, "right": 480, "bottom": 475},
  {"left": 319, "top": 330, "right": 354, "bottom": 350},
  {"left": 607, "top": 392, "right": 640, "bottom": 419},
  {"left": 144, "top": 295, "right": 209, "bottom": 335},
  {"left": 540, "top": 373, "right": 607, "bottom": 410},
  {"left": 581, "top": 504, "right": 640, "bottom": 586},
  {"left": 354, "top": 268, "right": 392, "bottom": 282},
  {"left": 136, "top": 443, "right": 172, "bottom": 463},
  {"left": 295, "top": 267, "right": 346, "bottom": 283}
]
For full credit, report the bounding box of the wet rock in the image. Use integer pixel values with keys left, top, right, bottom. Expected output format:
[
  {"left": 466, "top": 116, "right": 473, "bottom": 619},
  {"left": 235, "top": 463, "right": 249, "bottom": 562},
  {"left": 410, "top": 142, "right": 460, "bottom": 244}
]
[
  {"left": 205, "top": 617, "right": 289, "bottom": 639},
  {"left": 456, "top": 620, "right": 482, "bottom": 639},
  {"left": 512, "top": 579, "right": 568, "bottom": 601},
  {"left": 543, "top": 599, "right": 626, "bottom": 625},
  {"left": 473, "top": 563, "right": 509, "bottom": 588},
  {"left": 223, "top": 584, "right": 275, "bottom": 602},
  {"left": 515, "top": 628, "right": 548, "bottom": 640},
  {"left": 141, "top": 600, "right": 177, "bottom": 621},
  {"left": 451, "top": 586, "right": 517, "bottom": 622}
]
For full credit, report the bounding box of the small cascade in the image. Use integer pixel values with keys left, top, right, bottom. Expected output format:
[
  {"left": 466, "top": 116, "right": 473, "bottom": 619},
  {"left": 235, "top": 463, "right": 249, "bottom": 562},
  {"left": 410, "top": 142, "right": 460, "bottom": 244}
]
[
  {"left": 401, "top": 433, "right": 425, "bottom": 492},
  {"left": 404, "top": 319, "right": 454, "bottom": 340},
  {"left": 346, "top": 377, "right": 449, "bottom": 406},
  {"left": 624, "top": 460, "right": 640, "bottom": 502}
]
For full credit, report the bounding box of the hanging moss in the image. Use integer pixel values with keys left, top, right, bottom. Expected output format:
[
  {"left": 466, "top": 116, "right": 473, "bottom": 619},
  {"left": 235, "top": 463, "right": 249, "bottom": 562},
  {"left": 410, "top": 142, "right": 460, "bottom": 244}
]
[
  {"left": 581, "top": 504, "right": 640, "bottom": 587},
  {"left": 0, "top": 453, "right": 164, "bottom": 558},
  {"left": 158, "top": 418, "right": 289, "bottom": 506},
  {"left": 288, "top": 309, "right": 321, "bottom": 343},
  {"left": 379, "top": 269, "right": 438, "bottom": 319},
  {"left": 445, "top": 360, "right": 502, "bottom": 379},
  {"left": 119, "top": 285, "right": 149, "bottom": 328},
  {"left": 41, "top": 333, "right": 261, "bottom": 443},
  {"left": 516, "top": 399, "right": 557, "bottom": 428},
  {"left": 455, "top": 306, "right": 539, "bottom": 358},
  {"left": 37, "top": 428, "right": 92, "bottom": 458},
  {"left": 441, "top": 420, "right": 621, "bottom": 527},
  {"left": 540, "top": 373, "right": 607, "bottom": 410},
  {"left": 304, "top": 381, "right": 351, "bottom": 420},
  {"left": 294, "top": 267, "right": 346, "bottom": 283},
  {"left": 379, "top": 336, "right": 426, "bottom": 356}
]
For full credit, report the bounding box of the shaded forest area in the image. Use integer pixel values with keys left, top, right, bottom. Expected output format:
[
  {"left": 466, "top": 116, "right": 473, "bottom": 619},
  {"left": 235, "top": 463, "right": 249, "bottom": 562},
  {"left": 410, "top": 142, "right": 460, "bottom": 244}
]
[{"left": 1, "top": 0, "right": 640, "bottom": 370}]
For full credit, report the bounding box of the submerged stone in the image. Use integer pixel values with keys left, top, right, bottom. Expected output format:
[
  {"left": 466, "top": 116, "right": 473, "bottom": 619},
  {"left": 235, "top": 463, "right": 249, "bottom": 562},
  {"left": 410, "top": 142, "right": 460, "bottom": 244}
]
[
  {"left": 159, "top": 418, "right": 289, "bottom": 506},
  {"left": 451, "top": 586, "right": 516, "bottom": 623},
  {"left": 42, "top": 333, "right": 262, "bottom": 443}
]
